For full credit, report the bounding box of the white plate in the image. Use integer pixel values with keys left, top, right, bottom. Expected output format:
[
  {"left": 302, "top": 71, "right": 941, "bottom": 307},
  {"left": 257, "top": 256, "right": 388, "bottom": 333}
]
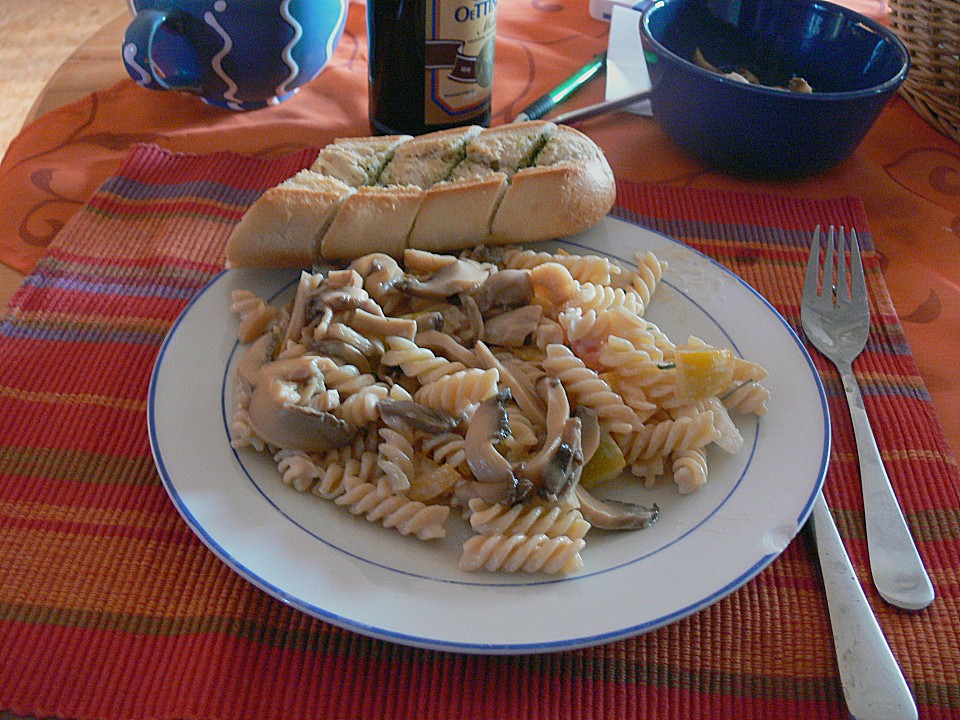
[{"left": 148, "top": 216, "right": 829, "bottom": 654}]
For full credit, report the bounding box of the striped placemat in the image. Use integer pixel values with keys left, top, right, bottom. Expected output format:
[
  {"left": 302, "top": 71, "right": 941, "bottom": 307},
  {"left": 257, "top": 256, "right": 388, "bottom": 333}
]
[{"left": 0, "top": 144, "right": 956, "bottom": 720}]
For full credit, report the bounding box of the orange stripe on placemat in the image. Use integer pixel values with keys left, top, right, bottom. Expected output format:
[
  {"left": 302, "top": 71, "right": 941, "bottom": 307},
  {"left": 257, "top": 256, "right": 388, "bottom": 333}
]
[
  {"left": 87, "top": 194, "right": 252, "bottom": 224},
  {"left": 0, "top": 387, "right": 146, "bottom": 412},
  {"left": 2, "top": 309, "right": 171, "bottom": 338},
  {"left": 0, "top": 446, "right": 155, "bottom": 486}
]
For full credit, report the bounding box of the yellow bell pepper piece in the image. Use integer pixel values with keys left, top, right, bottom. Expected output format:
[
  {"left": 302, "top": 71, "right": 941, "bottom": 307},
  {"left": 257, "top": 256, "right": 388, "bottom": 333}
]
[
  {"left": 580, "top": 431, "right": 627, "bottom": 488},
  {"left": 675, "top": 346, "right": 735, "bottom": 400}
]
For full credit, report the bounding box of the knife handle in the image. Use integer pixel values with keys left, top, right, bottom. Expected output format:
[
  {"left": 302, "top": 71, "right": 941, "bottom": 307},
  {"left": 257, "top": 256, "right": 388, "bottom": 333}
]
[{"left": 811, "top": 492, "right": 918, "bottom": 720}]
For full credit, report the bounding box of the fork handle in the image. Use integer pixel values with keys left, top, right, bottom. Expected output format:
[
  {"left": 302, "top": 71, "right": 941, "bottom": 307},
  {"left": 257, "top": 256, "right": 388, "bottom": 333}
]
[
  {"left": 837, "top": 360, "right": 935, "bottom": 610},
  {"left": 811, "top": 493, "right": 918, "bottom": 720}
]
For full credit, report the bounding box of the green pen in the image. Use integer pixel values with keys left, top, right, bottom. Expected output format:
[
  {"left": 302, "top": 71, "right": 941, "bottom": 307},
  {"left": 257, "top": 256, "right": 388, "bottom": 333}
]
[{"left": 513, "top": 51, "right": 607, "bottom": 122}]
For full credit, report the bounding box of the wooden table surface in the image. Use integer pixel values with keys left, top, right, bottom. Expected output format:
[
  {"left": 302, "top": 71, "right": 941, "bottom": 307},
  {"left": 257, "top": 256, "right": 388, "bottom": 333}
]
[
  {"left": 24, "top": 12, "right": 129, "bottom": 127},
  {"left": 0, "top": 13, "right": 128, "bottom": 307}
]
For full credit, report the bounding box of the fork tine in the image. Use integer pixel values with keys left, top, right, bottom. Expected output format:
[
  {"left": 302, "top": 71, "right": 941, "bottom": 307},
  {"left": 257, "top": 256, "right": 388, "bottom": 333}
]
[
  {"left": 822, "top": 226, "right": 836, "bottom": 302},
  {"left": 835, "top": 227, "right": 849, "bottom": 302},
  {"left": 804, "top": 225, "right": 822, "bottom": 298},
  {"left": 849, "top": 228, "right": 868, "bottom": 311}
]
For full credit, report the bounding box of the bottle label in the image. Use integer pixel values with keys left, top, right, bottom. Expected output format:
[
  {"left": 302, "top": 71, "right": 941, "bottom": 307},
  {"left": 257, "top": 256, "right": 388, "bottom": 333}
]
[{"left": 424, "top": 0, "right": 496, "bottom": 125}]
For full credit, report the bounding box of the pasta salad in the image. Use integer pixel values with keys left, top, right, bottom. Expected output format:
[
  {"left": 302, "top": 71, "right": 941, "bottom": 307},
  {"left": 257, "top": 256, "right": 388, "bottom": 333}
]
[{"left": 229, "top": 245, "right": 770, "bottom": 574}]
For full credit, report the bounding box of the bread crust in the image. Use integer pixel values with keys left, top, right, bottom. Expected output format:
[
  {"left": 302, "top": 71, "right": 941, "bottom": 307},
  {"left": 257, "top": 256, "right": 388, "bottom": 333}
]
[
  {"left": 407, "top": 173, "right": 508, "bottom": 253},
  {"left": 320, "top": 185, "right": 424, "bottom": 260},
  {"left": 225, "top": 121, "right": 616, "bottom": 267},
  {"left": 491, "top": 151, "right": 615, "bottom": 243},
  {"left": 225, "top": 172, "right": 353, "bottom": 268}
]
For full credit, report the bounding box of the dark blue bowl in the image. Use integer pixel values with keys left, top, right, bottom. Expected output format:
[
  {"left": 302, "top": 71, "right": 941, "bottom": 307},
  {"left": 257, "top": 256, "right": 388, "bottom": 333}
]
[{"left": 639, "top": 0, "right": 909, "bottom": 179}]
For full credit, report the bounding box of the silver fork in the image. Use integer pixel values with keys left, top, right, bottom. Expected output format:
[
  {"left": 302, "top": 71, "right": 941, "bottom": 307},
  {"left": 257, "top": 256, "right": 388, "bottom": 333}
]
[{"left": 801, "top": 226, "right": 934, "bottom": 610}]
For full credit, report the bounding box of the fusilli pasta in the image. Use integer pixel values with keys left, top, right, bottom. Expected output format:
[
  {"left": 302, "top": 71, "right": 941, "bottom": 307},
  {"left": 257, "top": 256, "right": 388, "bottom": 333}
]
[
  {"left": 460, "top": 533, "right": 586, "bottom": 573},
  {"left": 542, "top": 344, "right": 641, "bottom": 435},
  {"left": 467, "top": 498, "right": 591, "bottom": 540},
  {"left": 230, "top": 242, "right": 770, "bottom": 575}
]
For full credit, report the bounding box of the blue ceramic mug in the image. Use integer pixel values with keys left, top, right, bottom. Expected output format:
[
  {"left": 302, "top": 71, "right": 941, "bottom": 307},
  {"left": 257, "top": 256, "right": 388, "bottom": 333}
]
[{"left": 123, "top": 0, "right": 348, "bottom": 110}]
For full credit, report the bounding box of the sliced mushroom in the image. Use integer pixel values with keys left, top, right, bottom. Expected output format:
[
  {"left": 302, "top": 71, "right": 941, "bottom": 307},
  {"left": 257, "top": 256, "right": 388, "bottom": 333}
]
[
  {"left": 433, "top": 303, "right": 470, "bottom": 340},
  {"left": 481, "top": 304, "right": 543, "bottom": 347},
  {"left": 462, "top": 389, "right": 532, "bottom": 504},
  {"left": 516, "top": 378, "right": 582, "bottom": 498},
  {"left": 248, "top": 392, "right": 355, "bottom": 453},
  {"left": 304, "top": 305, "right": 334, "bottom": 342},
  {"left": 459, "top": 293, "right": 484, "bottom": 347},
  {"left": 324, "top": 322, "right": 380, "bottom": 357},
  {"left": 522, "top": 417, "right": 582, "bottom": 498},
  {"left": 403, "top": 248, "right": 458, "bottom": 274},
  {"left": 395, "top": 257, "right": 492, "bottom": 298},
  {"left": 575, "top": 486, "right": 659, "bottom": 530},
  {"left": 324, "top": 268, "right": 363, "bottom": 290},
  {"left": 237, "top": 333, "right": 277, "bottom": 387},
  {"left": 473, "top": 341, "right": 546, "bottom": 428},
  {"left": 348, "top": 253, "right": 404, "bottom": 305},
  {"left": 414, "top": 312, "right": 444, "bottom": 333},
  {"left": 576, "top": 406, "right": 601, "bottom": 465},
  {"left": 311, "top": 339, "right": 371, "bottom": 373},
  {"left": 416, "top": 329, "right": 480, "bottom": 368},
  {"left": 378, "top": 399, "right": 460, "bottom": 434},
  {"left": 246, "top": 358, "right": 356, "bottom": 453},
  {"left": 464, "top": 389, "right": 515, "bottom": 486},
  {"left": 472, "top": 268, "right": 534, "bottom": 313},
  {"left": 500, "top": 356, "right": 547, "bottom": 418},
  {"left": 464, "top": 244, "right": 507, "bottom": 266},
  {"left": 318, "top": 287, "right": 381, "bottom": 315},
  {"left": 541, "top": 376, "right": 570, "bottom": 439},
  {"left": 347, "top": 308, "right": 417, "bottom": 340},
  {"left": 282, "top": 271, "right": 322, "bottom": 346}
]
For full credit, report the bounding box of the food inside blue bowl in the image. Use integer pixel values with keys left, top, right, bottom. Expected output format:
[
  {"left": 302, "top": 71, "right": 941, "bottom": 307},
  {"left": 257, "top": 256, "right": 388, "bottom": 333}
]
[{"left": 639, "top": 0, "right": 910, "bottom": 179}]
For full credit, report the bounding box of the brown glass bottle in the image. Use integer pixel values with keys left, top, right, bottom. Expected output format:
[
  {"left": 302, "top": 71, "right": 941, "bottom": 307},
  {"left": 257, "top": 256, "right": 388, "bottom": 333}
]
[{"left": 367, "top": 0, "right": 496, "bottom": 136}]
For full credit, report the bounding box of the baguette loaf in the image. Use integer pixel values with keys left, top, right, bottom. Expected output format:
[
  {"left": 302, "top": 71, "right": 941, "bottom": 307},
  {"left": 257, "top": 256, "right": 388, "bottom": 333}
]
[{"left": 225, "top": 121, "right": 615, "bottom": 268}]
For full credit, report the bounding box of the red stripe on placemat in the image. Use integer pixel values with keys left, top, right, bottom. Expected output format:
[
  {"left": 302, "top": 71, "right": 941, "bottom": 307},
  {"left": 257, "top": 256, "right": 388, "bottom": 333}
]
[{"left": 615, "top": 181, "right": 870, "bottom": 232}]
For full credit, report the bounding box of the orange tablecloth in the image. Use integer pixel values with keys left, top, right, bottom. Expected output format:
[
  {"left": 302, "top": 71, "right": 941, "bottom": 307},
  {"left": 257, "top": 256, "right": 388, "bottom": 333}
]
[{"left": 0, "top": 2, "right": 959, "bottom": 718}]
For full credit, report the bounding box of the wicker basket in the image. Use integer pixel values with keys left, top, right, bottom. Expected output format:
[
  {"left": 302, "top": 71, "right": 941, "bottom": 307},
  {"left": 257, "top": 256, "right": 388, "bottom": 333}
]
[{"left": 887, "top": 0, "right": 960, "bottom": 144}]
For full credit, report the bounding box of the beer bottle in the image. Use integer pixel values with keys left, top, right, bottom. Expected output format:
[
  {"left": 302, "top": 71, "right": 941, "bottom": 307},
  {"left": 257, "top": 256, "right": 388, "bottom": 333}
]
[{"left": 367, "top": 0, "right": 497, "bottom": 136}]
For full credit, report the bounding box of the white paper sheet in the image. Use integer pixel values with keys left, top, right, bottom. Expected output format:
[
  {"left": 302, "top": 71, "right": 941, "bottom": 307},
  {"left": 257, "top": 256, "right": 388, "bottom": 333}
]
[{"left": 604, "top": 4, "right": 652, "bottom": 115}]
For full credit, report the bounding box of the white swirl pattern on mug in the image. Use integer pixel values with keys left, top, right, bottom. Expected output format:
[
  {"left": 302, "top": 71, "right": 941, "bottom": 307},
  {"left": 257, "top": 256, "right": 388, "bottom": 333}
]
[
  {"left": 276, "top": 0, "right": 303, "bottom": 97},
  {"left": 324, "top": 0, "right": 347, "bottom": 72},
  {"left": 123, "top": 42, "right": 152, "bottom": 85},
  {"left": 204, "top": 1, "right": 241, "bottom": 109}
]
